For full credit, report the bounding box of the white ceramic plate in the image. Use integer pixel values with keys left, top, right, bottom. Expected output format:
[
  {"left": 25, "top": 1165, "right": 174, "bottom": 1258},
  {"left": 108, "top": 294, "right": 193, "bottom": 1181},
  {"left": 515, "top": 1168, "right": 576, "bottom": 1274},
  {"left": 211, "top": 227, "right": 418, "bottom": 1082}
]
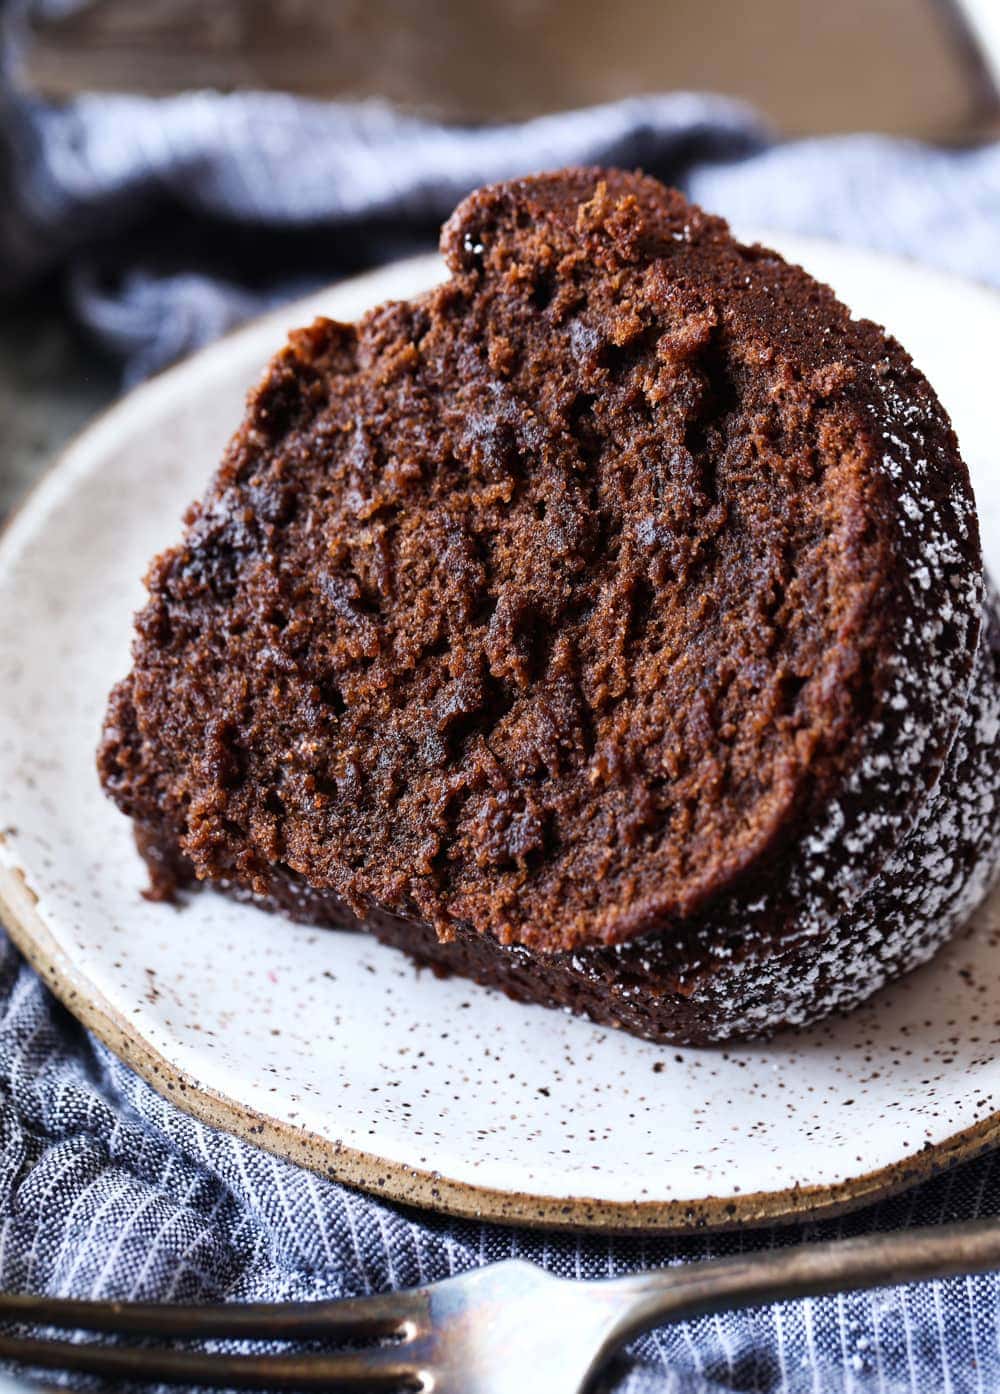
[{"left": 2, "top": 236, "right": 999, "bottom": 1232}]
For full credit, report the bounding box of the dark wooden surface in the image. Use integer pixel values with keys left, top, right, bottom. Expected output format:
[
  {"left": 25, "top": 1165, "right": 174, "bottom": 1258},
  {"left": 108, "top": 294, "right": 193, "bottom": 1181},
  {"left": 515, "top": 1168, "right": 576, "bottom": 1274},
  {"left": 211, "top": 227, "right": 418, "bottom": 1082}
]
[
  {"left": 19, "top": 0, "right": 1000, "bottom": 139},
  {"left": 1, "top": 303, "right": 117, "bottom": 520}
]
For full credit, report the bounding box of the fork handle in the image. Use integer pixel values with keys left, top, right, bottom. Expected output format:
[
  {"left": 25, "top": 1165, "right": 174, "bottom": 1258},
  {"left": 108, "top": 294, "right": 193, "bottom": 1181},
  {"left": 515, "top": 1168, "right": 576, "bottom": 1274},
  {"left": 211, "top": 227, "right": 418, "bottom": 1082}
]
[{"left": 599, "top": 1216, "right": 1000, "bottom": 1348}]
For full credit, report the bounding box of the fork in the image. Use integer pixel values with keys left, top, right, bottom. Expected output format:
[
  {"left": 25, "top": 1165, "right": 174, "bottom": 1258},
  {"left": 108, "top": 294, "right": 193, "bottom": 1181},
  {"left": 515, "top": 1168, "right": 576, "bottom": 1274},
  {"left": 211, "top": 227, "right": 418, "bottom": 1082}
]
[{"left": 1, "top": 1216, "right": 999, "bottom": 1392}]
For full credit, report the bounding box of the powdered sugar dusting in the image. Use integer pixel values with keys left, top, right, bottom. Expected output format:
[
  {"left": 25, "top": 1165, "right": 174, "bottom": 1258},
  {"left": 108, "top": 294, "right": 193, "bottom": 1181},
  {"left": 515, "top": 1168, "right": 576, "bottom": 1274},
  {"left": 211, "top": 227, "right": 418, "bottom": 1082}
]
[
  {"left": 684, "top": 366, "right": 998, "bottom": 1036},
  {"left": 552, "top": 355, "right": 1000, "bottom": 1041}
]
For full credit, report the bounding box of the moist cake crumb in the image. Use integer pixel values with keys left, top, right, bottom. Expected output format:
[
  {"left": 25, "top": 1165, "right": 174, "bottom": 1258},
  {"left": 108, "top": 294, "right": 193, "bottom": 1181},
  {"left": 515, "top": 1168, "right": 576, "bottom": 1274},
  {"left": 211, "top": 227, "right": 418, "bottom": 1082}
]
[{"left": 98, "top": 168, "right": 1000, "bottom": 1044}]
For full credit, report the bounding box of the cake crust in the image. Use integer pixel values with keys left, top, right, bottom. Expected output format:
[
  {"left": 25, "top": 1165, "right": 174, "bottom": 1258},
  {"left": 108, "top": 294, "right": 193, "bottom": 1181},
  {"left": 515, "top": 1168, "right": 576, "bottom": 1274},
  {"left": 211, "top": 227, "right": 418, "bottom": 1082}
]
[{"left": 99, "top": 168, "right": 1000, "bottom": 1043}]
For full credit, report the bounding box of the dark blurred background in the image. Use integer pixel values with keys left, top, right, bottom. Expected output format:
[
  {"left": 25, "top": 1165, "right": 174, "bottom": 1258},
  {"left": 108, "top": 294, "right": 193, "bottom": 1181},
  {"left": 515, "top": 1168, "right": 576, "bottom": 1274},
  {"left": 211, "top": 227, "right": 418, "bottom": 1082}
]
[
  {"left": 16, "top": 0, "right": 1000, "bottom": 136},
  {"left": 3, "top": 0, "right": 999, "bottom": 516}
]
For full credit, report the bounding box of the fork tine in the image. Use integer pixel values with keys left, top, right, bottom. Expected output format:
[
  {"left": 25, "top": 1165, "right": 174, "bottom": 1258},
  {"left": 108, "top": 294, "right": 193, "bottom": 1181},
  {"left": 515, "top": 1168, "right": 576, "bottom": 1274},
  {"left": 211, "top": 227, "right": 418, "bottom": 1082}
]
[
  {"left": 0, "top": 1289, "right": 426, "bottom": 1340},
  {"left": 0, "top": 1333, "right": 425, "bottom": 1389}
]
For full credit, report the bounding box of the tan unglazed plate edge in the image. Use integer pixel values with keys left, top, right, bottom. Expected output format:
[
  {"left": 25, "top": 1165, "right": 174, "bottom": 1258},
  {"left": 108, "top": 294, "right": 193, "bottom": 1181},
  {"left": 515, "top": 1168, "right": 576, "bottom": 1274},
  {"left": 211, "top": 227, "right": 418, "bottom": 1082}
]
[
  {"left": 1, "top": 239, "right": 999, "bottom": 1233},
  {"left": 2, "top": 863, "right": 998, "bottom": 1232}
]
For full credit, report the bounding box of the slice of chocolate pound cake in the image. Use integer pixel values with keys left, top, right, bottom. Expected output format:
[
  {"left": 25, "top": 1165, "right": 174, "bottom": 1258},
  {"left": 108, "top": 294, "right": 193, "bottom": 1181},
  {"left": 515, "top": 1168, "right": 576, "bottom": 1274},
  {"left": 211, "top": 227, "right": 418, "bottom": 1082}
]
[{"left": 99, "top": 168, "right": 1000, "bottom": 1045}]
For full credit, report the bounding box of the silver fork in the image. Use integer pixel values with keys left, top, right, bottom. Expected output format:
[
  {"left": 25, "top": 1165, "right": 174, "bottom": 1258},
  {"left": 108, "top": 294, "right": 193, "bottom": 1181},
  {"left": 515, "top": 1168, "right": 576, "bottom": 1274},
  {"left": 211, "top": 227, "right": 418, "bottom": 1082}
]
[{"left": 2, "top": 1216, "right": 1000, "bottom": 1391}]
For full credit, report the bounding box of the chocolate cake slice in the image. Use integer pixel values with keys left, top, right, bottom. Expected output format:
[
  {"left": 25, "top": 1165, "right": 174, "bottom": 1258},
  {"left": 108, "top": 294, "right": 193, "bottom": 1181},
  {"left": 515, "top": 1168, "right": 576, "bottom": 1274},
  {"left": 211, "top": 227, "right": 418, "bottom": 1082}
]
[{"left": 99, "top": 168, "right": 1000, "bottom": 1044}]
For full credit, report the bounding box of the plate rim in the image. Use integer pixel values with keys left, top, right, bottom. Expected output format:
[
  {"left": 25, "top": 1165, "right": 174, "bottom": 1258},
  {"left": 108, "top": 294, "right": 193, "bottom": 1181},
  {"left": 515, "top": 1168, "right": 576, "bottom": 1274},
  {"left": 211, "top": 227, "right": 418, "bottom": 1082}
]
[
  {"left": 2, "top": 861, "right": 998, "bottom": 1231},
  {"left": 3, "top": 239, "right": 1000, "bottom": 1232}
]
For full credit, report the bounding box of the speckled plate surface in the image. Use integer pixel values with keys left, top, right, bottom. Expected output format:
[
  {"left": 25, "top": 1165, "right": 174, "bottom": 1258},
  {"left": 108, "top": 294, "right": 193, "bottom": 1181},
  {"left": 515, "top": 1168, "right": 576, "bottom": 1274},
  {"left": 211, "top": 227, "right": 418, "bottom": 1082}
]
[{"left": 2, "top": 236, "right": 999, "bottom": 1232}]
